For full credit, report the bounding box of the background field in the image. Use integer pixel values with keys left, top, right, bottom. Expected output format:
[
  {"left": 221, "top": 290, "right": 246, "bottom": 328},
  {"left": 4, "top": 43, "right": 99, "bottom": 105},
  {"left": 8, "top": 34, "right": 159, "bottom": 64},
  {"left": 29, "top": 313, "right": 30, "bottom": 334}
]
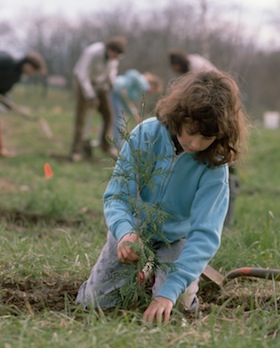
[{"left": 0, "top": 85, "right": 280, "bottom": 347}]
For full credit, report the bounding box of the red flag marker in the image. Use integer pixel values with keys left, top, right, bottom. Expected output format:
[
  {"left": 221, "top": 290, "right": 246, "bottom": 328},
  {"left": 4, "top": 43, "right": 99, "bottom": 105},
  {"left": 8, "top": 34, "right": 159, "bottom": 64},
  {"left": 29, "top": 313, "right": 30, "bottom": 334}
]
[{"left": 44, "top": 163, "right": 53, "bottom": 179}]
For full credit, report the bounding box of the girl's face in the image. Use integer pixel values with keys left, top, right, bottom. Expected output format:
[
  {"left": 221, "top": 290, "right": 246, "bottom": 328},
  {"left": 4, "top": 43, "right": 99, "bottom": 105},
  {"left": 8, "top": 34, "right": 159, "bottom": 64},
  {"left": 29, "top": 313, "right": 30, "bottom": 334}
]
[{"left": 177, "top": 124, "right": 216, "bottom": 154}]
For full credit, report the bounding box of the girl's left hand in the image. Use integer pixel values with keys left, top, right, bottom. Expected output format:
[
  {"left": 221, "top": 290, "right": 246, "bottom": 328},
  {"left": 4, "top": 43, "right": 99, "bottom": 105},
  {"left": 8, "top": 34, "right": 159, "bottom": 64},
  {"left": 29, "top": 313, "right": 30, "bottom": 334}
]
[{"left": 143, "top": 297, "right": 174, "bottom": 325}]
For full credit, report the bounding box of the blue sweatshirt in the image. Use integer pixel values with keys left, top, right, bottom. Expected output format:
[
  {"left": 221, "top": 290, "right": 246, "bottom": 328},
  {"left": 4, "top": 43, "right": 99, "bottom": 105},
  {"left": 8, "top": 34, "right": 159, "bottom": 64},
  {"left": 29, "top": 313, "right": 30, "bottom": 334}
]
[{"left": 103, "top": 117, "right": 229, "bottom": 304}]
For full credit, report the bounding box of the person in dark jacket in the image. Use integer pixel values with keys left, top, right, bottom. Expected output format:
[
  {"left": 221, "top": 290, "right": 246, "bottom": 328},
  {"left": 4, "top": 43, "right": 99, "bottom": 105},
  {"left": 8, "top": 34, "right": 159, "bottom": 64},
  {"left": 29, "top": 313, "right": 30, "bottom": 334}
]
[{"left": 0, "top": 51, "right": 47, "bottom": 157}]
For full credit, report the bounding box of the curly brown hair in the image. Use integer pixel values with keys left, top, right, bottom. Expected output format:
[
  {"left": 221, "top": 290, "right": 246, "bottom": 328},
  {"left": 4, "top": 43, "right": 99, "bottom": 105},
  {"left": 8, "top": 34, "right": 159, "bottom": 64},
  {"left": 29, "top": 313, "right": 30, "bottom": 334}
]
[{"left": 156, "top": 70, "right": 249, "bottom": 167}]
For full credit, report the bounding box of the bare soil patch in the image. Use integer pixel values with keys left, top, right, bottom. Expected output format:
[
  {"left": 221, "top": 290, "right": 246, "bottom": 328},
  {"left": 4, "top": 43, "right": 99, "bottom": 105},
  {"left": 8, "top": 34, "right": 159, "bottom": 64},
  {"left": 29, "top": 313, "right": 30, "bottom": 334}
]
[
  {"left": 0, "top": 208, "right": 102, "bottom": 227},
  {"left": 1, "top": 274, "right": 279, "bottom": 316},
  {"left": 0, "top": 273, "right": 83, "bottom": 315}
]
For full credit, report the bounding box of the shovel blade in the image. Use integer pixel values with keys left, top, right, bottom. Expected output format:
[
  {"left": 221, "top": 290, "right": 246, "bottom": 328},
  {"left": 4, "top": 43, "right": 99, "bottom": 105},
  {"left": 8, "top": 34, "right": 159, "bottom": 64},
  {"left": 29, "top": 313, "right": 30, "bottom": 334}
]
[{"left": 202, "top": 265, "right": 224, "bottom": 288}]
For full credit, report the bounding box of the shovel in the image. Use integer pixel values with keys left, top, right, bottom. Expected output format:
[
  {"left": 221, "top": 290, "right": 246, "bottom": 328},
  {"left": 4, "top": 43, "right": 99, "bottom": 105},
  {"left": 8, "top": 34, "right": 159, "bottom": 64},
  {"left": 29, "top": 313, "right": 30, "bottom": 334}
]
[
  {"left": 0, "top": 94, "right": 53, "bottom": 139},
  {"left": 202, "top": 265, "right": 280, "bottom": 288}
]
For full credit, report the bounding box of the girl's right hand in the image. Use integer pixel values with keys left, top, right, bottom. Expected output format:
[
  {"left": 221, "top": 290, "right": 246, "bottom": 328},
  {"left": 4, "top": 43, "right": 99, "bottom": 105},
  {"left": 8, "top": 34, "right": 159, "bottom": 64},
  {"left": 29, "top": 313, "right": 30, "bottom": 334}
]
[
  {"left": 117, "top": 233, "right": 142, "bottom": 263},
  {"left": 143, "top": 297, "right": 174, "bottom": 325}
]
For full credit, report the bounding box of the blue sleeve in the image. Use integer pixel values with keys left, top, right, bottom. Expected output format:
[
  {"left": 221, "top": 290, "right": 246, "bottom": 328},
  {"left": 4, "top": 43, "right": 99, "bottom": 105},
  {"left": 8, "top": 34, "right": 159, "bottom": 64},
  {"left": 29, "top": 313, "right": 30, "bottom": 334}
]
[{"left": 103, "top": 123, "right": 152, "bottom": 241}]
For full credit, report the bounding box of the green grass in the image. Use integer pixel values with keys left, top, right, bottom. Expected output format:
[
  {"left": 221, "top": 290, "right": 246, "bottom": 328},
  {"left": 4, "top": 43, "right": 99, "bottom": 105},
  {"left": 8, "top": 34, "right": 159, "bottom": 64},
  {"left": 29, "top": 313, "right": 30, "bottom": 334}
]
[{"left": 1, "top": 85, "right": 280, "bottom": 347}]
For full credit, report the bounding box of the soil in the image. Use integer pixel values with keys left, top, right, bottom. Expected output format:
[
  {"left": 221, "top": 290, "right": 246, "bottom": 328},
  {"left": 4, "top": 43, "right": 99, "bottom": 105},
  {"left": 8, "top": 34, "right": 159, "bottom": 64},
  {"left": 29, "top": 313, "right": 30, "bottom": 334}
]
[
  {"left": 1, "top": 267, "right": 279, "bottom": 316},
  {"left": 0, "top": 273, "right": 82, "bottom": 314},
  {"left": 0, "top": 208, "right": 85, "bottom": 227}
]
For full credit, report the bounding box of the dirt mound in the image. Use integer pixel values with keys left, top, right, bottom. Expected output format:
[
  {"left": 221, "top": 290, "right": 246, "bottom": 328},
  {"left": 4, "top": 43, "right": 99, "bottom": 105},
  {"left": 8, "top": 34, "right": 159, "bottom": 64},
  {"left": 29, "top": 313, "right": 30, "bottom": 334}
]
[{"left": 200, "top": 277, "right": 280, "bottom": 313}]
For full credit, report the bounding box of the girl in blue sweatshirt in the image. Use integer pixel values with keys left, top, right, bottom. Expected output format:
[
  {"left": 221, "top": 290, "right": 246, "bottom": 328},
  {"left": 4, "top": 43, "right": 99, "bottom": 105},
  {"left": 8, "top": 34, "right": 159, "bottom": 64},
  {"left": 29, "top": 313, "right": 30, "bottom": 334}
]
[{"left": 76, "top": 69, "right": 249, "bottom": 324}]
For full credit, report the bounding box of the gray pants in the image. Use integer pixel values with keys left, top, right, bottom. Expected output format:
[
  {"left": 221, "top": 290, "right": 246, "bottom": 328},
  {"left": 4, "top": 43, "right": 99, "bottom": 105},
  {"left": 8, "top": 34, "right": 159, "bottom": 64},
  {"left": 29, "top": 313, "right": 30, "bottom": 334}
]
[{"left": 76, "top": 231, "right": 199, "bottom": 309}]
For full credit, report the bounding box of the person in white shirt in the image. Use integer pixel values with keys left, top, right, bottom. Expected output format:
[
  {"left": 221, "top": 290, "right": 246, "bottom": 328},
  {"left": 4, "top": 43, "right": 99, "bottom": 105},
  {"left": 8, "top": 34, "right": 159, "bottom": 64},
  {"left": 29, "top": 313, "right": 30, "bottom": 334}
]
[
  {"left": 168, "top": 49, "right": 216, "bottom": 74},
  {"left": 70, "top": 36, "right": 127, "bottom": 162}
]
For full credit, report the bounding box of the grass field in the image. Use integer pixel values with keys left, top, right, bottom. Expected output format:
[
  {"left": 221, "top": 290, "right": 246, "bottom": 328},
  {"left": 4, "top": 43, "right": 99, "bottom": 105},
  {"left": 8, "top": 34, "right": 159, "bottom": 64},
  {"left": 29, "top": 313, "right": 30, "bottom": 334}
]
[{"left": 0, "top": 85, "right": 280, "bottom": 347}]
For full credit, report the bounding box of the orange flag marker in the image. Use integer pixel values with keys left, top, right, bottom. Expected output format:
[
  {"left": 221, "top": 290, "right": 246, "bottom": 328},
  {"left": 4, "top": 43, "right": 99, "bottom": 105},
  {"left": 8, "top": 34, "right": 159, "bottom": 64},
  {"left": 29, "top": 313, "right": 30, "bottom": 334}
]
[{"left": 44, "top": 163, "right": 53, "bottom": 179}]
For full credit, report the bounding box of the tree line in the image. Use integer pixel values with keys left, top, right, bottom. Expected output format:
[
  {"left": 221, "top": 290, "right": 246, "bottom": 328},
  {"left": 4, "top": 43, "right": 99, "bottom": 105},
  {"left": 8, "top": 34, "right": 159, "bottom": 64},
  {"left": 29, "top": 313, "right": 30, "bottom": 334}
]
[{"left": 1, "top": 1, "right": 280, "bottom": 118}]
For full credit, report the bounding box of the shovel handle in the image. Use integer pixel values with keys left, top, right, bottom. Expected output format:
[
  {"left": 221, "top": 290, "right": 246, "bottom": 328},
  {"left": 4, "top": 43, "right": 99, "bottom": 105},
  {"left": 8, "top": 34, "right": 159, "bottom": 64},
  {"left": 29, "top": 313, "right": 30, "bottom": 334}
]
[
  {"left": 223, "top": 267, "right": 280, "bottom": 285},
  {"left": 0, "top": 94, "right": 53, "bottom": 139}
]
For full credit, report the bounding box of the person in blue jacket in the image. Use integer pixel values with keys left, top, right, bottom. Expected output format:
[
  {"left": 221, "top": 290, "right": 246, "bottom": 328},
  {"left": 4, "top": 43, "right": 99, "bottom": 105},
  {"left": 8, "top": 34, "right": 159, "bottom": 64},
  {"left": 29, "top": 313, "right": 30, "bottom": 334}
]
[
  {"left": 76, "top": 69, "right": 249, "bottom": 325},
  {"left": 111, "top": 69, "right": 163, "bottom": 149}
]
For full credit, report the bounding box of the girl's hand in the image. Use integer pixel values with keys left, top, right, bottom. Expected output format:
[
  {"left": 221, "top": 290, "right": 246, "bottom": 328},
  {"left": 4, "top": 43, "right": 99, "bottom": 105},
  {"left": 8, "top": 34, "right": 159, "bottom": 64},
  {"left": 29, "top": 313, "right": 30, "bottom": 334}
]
[
  {"left": 143, "top": 297, "right": 174, "bottom": 325},
  {"left": 117, "top": 233, "right": 142, "bottom": 263}
]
